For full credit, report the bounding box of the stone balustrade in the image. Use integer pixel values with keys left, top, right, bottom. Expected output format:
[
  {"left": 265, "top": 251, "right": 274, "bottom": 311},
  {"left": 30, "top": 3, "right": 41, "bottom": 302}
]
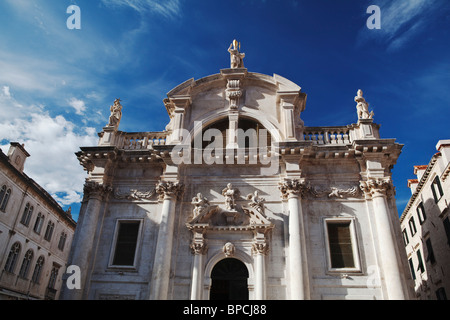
[
  {"left": 120, "top": 132, "right": 167, "bottom": 150},
  {"left": 303, "top": 126, "right": 352, "bottom": 145}
]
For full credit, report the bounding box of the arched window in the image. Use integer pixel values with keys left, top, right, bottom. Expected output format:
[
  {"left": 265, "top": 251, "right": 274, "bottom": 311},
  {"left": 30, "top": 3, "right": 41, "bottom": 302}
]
[
  {"left": 4, "top": 242, "right": 21, "bottom": 273},
  {"left": 33, "top": 212, "right": 45, "bottom": 234},
  {"left": 20, "top": 203, "right": 34, "bottom": 226},
  {"left": 194, "top": 118, "right": 272, "bottom": 150},
  {"left": 58, "top": 232, "right": 67, "bottom": 251},
  {"left": 31, "top": 256, "right": 45, "bottom": 284},
  {"left": 19, "top": 249, "right": 34, "bottom": 278},
  {"left": 44, "top": 221, "right": 55, "bottom": 241},
  {"left": 0, "top": 185, "right": 11, "bottom": 212}
]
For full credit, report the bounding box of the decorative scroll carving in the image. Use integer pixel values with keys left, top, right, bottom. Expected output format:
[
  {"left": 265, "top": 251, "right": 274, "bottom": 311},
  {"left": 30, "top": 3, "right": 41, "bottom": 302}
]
[
  {"left": 155, "top": 181, "right": 184, "bottom": 200},
  {"left": 355, "top": 89, "right": 374, "bottom": 120},
  {"left": 226, "top": 79, "right": 242, "bottom": 110},
  {"left": 360, "top": 178, "right": 393, "bottom": 198},
  {"left": 310, "top": 185, "right": 360, "bottom": 198},
  {"left": 113, "top": 188, "right": 156, "bottom": 200}
]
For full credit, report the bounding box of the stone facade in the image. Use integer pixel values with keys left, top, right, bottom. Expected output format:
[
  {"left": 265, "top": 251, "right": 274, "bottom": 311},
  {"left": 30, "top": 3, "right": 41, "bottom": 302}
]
[
  {"left": 400, "top": 140, "right": 450, "bottom": 299},
  {"left": 62, "top": 42, "right": 414, "bottom": 300},
  {"left": 0, "top": 143, "right": 76, "bottom": 300}
]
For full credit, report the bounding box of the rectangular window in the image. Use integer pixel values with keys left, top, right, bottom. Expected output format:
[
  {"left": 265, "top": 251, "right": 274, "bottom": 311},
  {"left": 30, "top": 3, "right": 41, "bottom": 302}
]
[
  {"left": 416, "top": 249, "right": 425, "bottom": 273},
  {"left": 402, "top": 229, "right": 409, "bottom": 246},
  {"left": 408, "top": 258, "right": 416, "bottom": 280},
  {"left": 431, "top": 176, "right": 444, "bottom": 203},
  {"left": 409, "top": 217, "right": 417, "bottom": 236},
  {"left": 425, "top": 238, "right": 436, "bottom": 264},
  {"left": 416, "top": 202, "right": 426, "bottom": 224},
  {"left": 111, "top": 221, "right": 141, "bottom": 267},
  {"left": 443, "top": 217, "right": 450, "bottom": 246},
  {"left": 325, "top": 219, "right": 360, "bottom": 271}
]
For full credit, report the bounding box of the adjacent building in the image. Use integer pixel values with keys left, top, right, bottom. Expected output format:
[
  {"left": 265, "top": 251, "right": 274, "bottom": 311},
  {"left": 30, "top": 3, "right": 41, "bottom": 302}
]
[
  {"left": 0, "top": 142, "right": 76, "bottom": 300},
  {"left": 62, "top": 42, "right": 414, "bottom": 300},
  {"left": 400, "top": 140, "right": 450, "bottom": 300}
]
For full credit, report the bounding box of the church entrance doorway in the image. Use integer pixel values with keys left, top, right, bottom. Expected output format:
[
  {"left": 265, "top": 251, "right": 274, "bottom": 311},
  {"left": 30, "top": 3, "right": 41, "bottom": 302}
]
[{"left": 210, "top": 258, "right": 249, "bottom": 300}]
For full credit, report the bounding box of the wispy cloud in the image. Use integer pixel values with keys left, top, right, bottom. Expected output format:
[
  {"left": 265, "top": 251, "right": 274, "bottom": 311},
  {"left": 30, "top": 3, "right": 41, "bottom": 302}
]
[
  {"left": 358, "top": 0, "right": 444, "bottom": 51},
  {"left": 101, "top": 0, "right": 182, "bottom": 18}
]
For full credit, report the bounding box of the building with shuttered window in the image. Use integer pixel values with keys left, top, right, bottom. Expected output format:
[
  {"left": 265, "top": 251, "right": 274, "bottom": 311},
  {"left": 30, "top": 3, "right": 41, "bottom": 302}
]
[
  {"left": 0, "top": 143, "right": 76, "bottom": 300},
  {"left": 61, "top": 42, "right": 414, "bottom": 300},
  {"left": 400, "top": 140, "right": 450, "bottom": 300}
]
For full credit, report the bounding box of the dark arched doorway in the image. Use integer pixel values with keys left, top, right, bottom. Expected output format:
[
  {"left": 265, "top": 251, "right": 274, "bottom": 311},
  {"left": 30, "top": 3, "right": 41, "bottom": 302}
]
[{"left": 210, "top": 258, "right": 249, "bottom": 300}]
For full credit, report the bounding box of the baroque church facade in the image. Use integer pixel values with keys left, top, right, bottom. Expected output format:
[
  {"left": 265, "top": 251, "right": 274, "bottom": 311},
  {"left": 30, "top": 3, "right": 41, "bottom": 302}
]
[{"left": 62, "top": 41, "right": 414, "bottom": 300}]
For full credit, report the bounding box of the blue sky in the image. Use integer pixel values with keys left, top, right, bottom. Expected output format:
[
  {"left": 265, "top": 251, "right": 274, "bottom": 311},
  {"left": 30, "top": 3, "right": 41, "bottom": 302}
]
[{"left": 0, "top": 0, "right": 449, "bottom": 221}]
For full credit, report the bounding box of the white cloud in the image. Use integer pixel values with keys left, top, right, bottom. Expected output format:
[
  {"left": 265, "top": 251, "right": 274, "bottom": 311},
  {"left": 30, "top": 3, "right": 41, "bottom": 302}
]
[
  {"left": 0, "top": 88, "right": 98, "bottom": 208},
  {"left": 68, "top": 97, "right": 87, "bottom": 115},
  {"left": 101, "top": 0, "right": 182, "bottom": 18},
  {"left": 358, "top": 0, "right": 443, "bottom": 51},
  {"left": 2, "top": 86, "right": 11, "bottom": 97}
]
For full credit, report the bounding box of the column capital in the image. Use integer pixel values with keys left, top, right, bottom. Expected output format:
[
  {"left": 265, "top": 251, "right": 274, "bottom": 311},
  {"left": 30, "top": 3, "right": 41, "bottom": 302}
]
[
  {"left": 155, "top": 180, "right": 184, "bottom": 200},
  {"left": 252, "top": 241, "right": 269, "bottom": 256},
  {"left": 359, "top": 177, "right": 394, "bottom": 198},
  {"left": 83, "top": 180, "right": 112, "bottom": 201},
  {"left": 279, "top": 178, "right": 309, "bottom": 200}
]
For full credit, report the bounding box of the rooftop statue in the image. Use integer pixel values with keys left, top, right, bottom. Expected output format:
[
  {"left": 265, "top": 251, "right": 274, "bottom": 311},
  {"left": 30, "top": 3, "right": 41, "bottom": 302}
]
[
  {"left": 108, "top": 98, "right": 123, "bottom": 128},
  {"left": 228, "top": 39, "right": 245, "bottom": 69},
  {"left": 355, "top": 89, "right": 374, "bottom": 120}
]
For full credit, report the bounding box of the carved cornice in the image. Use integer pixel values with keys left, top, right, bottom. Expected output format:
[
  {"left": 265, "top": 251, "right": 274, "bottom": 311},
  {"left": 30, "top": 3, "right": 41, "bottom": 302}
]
[
  {"left": 155, "top": 180, "right": 184, "bottom": 200},
  {"left": 359, "top": 178, "right": 393, "bottom": 198}
]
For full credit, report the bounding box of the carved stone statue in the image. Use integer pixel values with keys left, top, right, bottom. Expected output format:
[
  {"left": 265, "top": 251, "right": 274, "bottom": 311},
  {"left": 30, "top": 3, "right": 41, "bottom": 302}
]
[
  {"left": 108, "top": 98, "right": 123, "bottom": 128},
  {"left": 191, "top": 193, "right": 210, "bottom": 217},
  {"left": 246, "top": 191, "right": 265, "bottom": 213},
  {"left": 222, "top": 183, "right": 240, "bottom": 210},
  {"left": 228, "top": 39, "right": 245, "bottom": 69},
  {"left": 355, "top": 89, "right": 374, "bottom": 120},
  {"left": 223, "top": 242, "right": 235, "bottom": 257}
]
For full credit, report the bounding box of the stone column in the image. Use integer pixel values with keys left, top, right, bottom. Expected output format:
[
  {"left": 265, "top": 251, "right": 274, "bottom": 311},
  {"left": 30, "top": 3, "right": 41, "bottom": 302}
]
[
  {"left": 279, "top": 179, "right": 308, "bottom": 300},
  {"left": 61, "top": 181, "right": 111, "bottom": 300},
  {"left": 252, "top": 234, "right": 268, "bottom": 300},
  {"left": 149, "top": 181, "right": 184, "bottom": 300},
  {"left": 360, "top": 178, "right": 406, "bottom": 300},
  {"left": 189, "top": 231, "right": 207, "bottom": 300}
]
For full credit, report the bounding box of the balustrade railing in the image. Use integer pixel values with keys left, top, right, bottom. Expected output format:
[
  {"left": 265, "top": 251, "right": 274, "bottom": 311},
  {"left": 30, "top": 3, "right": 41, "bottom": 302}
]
[
  {"left": 304, "top": 126, "right": 352, "bottom": 145},
  {"left": 120, "top": 132, "right": 167, "bottom": 150}
]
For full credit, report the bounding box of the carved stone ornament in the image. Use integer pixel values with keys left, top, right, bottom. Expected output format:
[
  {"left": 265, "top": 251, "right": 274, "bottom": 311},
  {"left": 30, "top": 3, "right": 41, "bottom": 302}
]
[
  {"left": 359, "top": 178, "right": 393, "bottom": 198},
  {"left": 228, "top": 39, "right": 245, "bottom": 69},
  {"left": 355, "top": 89, "right": 374, "bottom": 120},
  {"left": 113, "top": 188, "right": 156, "bottom": 201},
  {"left": 251, "top": 241, "right": 269, "bottom": 256},
  {"left": 222, "top": 183, "right": 240, "bottom": 210},
  {"left": 190, "top": 241, "right": 207, "bottom": 255},
  {"left": 191, "top": 193, "right": 210, "bottom": 217},
  {"left": 107, "top": 98, "right": 123, "bottom": 128},
  {"left": 83, "top": 180, "right": 112, "bottom": 200},
  {"left": 223, "top": 242, "right": 235, "bottom": 257},
  {"left": 226, "top": 79, "right": 243, "bottom": 110},
  {"left": 155, "top": 180, "right": 184, "bottom": 200},
  {"left": 246, "top": 191, "right": 266, "bottom": 214},
  {"left": 310, "top": 185, "right": 360, "bottom": 199},
  {"left": 278, "top": 179, "right": 309, "bottom": 199}
]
